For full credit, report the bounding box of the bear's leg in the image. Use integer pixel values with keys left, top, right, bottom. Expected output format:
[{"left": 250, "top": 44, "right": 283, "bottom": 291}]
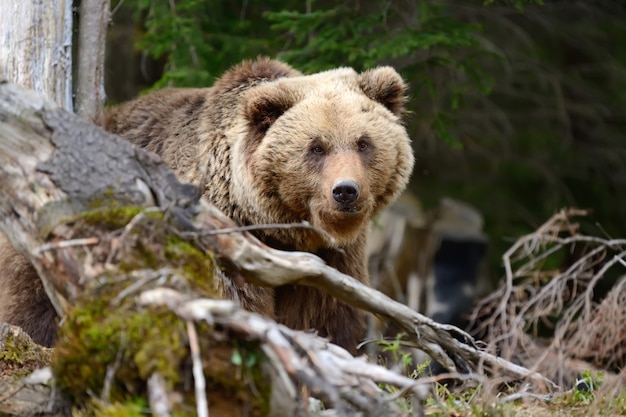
[
  {"left": 275, "top": 285, "right": 365, "bottom": 353},
  {"left": 0, "top": 234, "right": 58, "bottom": 347},
  {"left": 319, "top": 241, "right": 369, "bottom": 351},
  {"left": 216, "top": 267, "right": 276, "bottom": 318},
  {"left": 274, "top": 239, "right": 369, "bottom": 354}
]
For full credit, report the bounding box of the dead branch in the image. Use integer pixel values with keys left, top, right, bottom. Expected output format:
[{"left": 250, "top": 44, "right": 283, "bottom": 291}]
[
  {"left": 139, "top": 287, "right": 431, "bottom": 416},
  {"left": 470, "top": 208, "right": 626, "bottom": 386},
  {"left": 0, "top": 82, "right": 555, "bottom": 414},
  {"left": 189, "top": 197, "right": 554, "bottom": 386}
]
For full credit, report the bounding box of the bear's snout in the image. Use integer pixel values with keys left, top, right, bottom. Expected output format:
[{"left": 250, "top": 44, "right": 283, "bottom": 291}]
[{"left": 332, "top": 179, "right": 360, "bottom": 205}]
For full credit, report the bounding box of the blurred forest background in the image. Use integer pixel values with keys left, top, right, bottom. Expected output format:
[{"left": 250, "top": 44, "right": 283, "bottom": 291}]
[{"left": 104, "top": 0, "right": 626, "bottom": 280}]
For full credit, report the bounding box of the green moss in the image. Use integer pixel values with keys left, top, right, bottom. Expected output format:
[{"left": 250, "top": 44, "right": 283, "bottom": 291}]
[
  {"left": 43, "top": 198, "right": 218, "bottom": 293},
  {"left": 52, "top": 283, "right": 272, "bottom": 415},
  {"left": 132, "top": 311, "right": 188, "bottom": 384},
  {"left": 73, "top": 398, "right": 149, "bottom": 417},
  {"left": 79, "top": 206, "right": 146, "bottom": 230},
  {"left": 117, "top": 238, "right": 161, "bottom": 272},
  {"left": 52, "top": 291, "right": 188, "bottom": 402},
  {"left": 37, "top": 196, "right": 150, "bottom": 239},
  {"left": 74, "top": 205, "right": 217, "bottom": 298},
  {"left": 0, "top": 334, "right": 28, "bottom": 365},
  {"left": 0, "top": 331, "right": 52, "bottom": 370},
  {"left": 164, "top": 236, "right": 218, "bottom": 295},
  {"left": 48, "top": 200, "right": 270, "bottom": 414},
  {"left": 81, "top": 205, "right": 216, "bottom": 295}
]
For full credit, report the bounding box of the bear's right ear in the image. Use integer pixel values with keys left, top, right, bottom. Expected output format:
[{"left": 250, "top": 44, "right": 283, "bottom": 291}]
[
  {"left": 244, "top": 86, "right": 297, "bottom": 134},
  {"left": 358, "top": 67, "right": 408, "bottom": 116}
]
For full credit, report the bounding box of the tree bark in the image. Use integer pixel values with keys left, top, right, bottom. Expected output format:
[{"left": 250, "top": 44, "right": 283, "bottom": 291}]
[
  {"left": 75, "top": 0, "right": 111, "bottom": 121},
  {"left": 0, "top": 0, "right": 73, "bottom": 111}
]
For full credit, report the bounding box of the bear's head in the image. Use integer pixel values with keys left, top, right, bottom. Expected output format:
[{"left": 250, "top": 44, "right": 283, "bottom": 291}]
[{"left": 230, "top": 65, "right": 414, "bottom": 250}]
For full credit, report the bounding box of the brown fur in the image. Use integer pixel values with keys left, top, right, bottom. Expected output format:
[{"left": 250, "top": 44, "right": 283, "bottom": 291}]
[
  {"left": 0, "top": 57, "right": 414, "bottom": 351},
  {"left": 0, "top": 235, "right": 57, "bottom": 346}
]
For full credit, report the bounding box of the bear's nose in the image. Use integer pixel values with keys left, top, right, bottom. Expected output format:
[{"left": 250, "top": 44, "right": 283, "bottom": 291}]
[{"left": 332, "top": 179, "right": 360, "bottom": 204}]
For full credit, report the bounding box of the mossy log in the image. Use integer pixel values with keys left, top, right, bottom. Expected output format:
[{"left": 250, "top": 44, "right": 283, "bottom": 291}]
[
  {"left": 0, "top": 323, "right": 66, "bottom": 416},
  {"left": 0, "top": 82, "right": 552, "bottom": 416}
]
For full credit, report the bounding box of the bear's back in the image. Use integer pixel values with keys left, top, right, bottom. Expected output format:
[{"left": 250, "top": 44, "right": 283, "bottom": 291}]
[
  {"left": 104, "top": 58, "right": 302, "bottom": 184},
  {"left": 104, "top": 88, "right": 208, "bottom": 176}
]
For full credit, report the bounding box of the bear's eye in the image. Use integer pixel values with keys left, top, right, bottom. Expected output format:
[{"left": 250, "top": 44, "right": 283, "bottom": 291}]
[
  {"left": 311, "top": 145, "right": 325, "bottom": 155},
  {"left": 357, "top": 138, "right": 370, "bottom": 152}
]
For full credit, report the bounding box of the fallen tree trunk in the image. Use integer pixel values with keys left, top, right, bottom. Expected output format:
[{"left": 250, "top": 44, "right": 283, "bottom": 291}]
[{"left": 0, "top": 82, "right": 554, "bottom": 416}]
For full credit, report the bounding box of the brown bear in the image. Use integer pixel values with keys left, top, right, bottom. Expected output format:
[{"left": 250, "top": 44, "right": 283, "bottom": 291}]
[{"left": 0, "top": 57, "right": 414, "bottom": 352}]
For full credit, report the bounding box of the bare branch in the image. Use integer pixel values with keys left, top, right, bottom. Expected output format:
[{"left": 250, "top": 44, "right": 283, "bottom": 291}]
[
  {"left": 138, "top": 287, "right": 430, "bottom": 417},
  {"left": 147, "top": 373, "right": 172, "bottom": 417},
  {"left": 187, "top": 320, "right": 209, "bottom": 417},
  {"left": 471, "top": 208, "right": 626, "bottom": 386}
]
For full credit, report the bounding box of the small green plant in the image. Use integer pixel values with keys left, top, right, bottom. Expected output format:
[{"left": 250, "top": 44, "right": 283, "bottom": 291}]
[
  {"left": 230, "top": 343, "right": 260, "bottom": 368},
  {"left": 570, "top": 370, "right": 604, "bottom": 403},
  {"left": 378, "top": 333, "right": 433, "bottom": 378},
  {"left": 379, "top": 334, "right": 415, "bottom": 371}
]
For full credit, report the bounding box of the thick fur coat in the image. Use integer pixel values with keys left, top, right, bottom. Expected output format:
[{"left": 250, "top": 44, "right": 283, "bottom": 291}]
[{"left": 0, "top": 57, "right": 414, "bottom": 351}]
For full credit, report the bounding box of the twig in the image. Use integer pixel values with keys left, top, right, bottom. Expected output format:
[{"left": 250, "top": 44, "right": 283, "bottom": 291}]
[
  {"left": 148, "top": 373, "right": 172, "bottom": 417},
  {"left": 385, "top": 372, "right": 485, "bottom": 402},
  {"left": 111, "top": 0, "right": 127, "bottom": 16},
  {"left": 101, "top": 332, "right": 126, "bottom": 402},
  {"left": 105, "top": 207, "right": 163, "bottom": 266},
  {"left": 35, "top": 237, "right": 99, "bottom": 253},
  {"left": 499, "top": 389, "right": 554, "bottom": 403},
  {"left": 187, "top": 320, "right": 209, "bottom": 417},
  {"left": 110, "top": 268, "right": 176, "bottom": 306},
  {"left": 184, "top": 221, "right": 337, "bottom": 247}
]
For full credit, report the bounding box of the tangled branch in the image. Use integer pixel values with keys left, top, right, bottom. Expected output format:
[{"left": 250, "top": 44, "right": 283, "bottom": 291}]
[
  {"left": 139, "top": 287, "right": 430, "bottom": 417},
  {"left": 470, "top": 208, "right": 626, "bottom": 385}
]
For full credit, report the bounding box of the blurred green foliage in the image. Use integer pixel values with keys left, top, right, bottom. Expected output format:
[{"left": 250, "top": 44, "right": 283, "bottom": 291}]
[{"left": 109, "top": 0, "right": 626, "bottom": 279}]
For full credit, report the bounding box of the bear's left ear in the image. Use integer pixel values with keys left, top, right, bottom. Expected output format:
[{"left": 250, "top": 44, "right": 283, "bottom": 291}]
[
  {"left": 358, "top": 67, "right": 408, "bottom": 116},
  {"left": 244, "top": 86, "right": 297, "bottom": 134}
]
